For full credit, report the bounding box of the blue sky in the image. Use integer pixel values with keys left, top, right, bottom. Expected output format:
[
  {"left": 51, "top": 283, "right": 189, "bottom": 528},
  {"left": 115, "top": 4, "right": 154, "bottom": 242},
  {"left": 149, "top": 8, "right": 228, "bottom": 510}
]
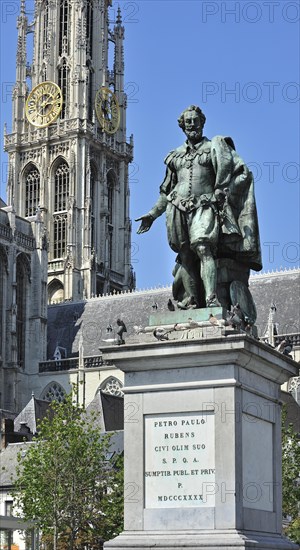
[{"left": 1, "top": 0, "right": 299, "bottom": 290}]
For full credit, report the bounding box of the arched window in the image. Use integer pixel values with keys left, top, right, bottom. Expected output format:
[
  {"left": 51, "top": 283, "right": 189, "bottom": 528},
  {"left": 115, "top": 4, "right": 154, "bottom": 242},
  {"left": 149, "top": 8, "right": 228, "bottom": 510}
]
[
  {"left": 58, "top": 58, "right": 69, "bottom": 119},
  {"left": 43, "top": 0, "right": 49, "bottom": 59},
  {"left": 87, "top": 62, "right": 94, "bottom": 121},
  {"left": 54, "top": 161, "right": 69, "bottom": 212},
  {"left": 16, "top": 255, "right": 29, "bottom": 369},
  {"left": 48, "top": 278, "right": 64, "bottom": 304},
  {"left": 107, "top": 170, "right": 116, "bottom": 269},
  {"left": 41, "top": 64, "right": 47, "bottom": 82},
  {"left": 107, "top": 170, "right": 116, "bottom": 225},
  {"left": 100, "top": 377, "right": 124, "bottom": 397},
  {"left": 90, "top": 165, "right": 97, "bottom": 251},
  {"left": 53, "top": 160, "right": 69, "bottom": 259},
  {"left": 25, "top": 164, "right": 40, "bottom": 217},
  {"left": 59, "top": 0, "right": 69, "bottom": 56},
  {"left": 289, "top": 376, "right": 300, "bottom": 405},
  {"left": 53, "top": 213, "right": 68, "bottom": 258},
  {"left": 41, "top": 382, "right": 66, "bottom": 403}
]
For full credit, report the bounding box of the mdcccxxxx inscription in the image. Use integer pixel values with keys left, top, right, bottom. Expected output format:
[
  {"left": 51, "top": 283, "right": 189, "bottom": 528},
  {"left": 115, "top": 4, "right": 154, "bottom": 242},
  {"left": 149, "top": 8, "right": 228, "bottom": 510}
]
[{"left": 144, "top": 412, "right": 215, "bottom": 508}]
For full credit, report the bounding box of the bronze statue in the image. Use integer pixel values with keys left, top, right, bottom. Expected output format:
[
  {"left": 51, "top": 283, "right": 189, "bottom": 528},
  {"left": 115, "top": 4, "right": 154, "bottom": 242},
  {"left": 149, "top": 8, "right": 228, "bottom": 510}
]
[{"left": 136, "top": 105, "right": 262, "bottom": 320}]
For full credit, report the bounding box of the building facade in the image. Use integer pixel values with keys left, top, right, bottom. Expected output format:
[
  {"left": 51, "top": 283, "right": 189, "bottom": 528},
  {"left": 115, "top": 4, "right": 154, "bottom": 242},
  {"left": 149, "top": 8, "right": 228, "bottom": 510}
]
[
  {"left": 4, "top": 0, "right": 134, "bottom": 303},
  {"left": 0, "top": 202, "right": 48, "bottom": 413}
]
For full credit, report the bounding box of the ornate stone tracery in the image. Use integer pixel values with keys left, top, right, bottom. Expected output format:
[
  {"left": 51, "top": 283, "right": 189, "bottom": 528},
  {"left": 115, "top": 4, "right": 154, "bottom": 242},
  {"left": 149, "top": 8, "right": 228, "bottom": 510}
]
[
  {"left": 41, "top": 382, "right": 66, "bottom": 402},
  {"left": 100, "top": 376, "right": 124, "bottom": 397}
]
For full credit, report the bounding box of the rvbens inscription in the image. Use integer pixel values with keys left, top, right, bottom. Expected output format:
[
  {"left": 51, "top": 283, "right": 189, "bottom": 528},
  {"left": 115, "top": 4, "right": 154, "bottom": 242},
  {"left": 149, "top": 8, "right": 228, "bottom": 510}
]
[{"left": 144, "top": 412, "right": 215, "bottom": 508}]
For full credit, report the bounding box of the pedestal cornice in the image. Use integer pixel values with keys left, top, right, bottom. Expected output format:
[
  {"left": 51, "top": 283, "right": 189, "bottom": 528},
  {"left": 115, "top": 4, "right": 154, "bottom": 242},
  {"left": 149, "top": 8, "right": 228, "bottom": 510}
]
[{"left": 101, "top": 335, "right": 299, "bottom": 385}]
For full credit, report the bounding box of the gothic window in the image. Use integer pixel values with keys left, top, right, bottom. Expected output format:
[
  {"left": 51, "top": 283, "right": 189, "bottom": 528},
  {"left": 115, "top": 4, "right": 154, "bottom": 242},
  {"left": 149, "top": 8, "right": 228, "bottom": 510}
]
[
  {"left": 53, "top": 161, "right": 69, "bottom": 259},
  {"left": 87, "top": 63, "right": 94, "bottom": 121},
  {"left": 42, "top": 0, "right": 49, "bottom": 59},
  {"left": 288, "top": 376, "right": 300, "bottom": 404},
  {"left": 41, "top": 382, "right": 66, "bottom": 402},
  {"left": 108, "top": 228, "right": 113, "bottom": 269},
  {"left": 90, "top": 166, "right": 97, "bottom": 251},
  {"left": 58, "top": 59, "right": 69, "bottom": 119},
  {"left": 54, "top": 161, "right": 69, "bottom": 212},
  {"left": 100, "top": 377, "right": 124, "bottom": 397},
  {"left": 25, "top": 164, "right": 40, "bottom": 217},
  {"left": 53, "top": 213, "right": 68, "bottom": 258},
  {"left": 86, "top": 0, "right": 94, "bottom": 58},
  {"left": 107, "top": 171, "right": 115, "bottom": 225},
  {"left": 16, "top": 255, "right": 28, "bottom": 369},
  {"left": 48, "top": 278, "right": 64, "bottom": 304},
  {"left": 41, "top": 64, "right": 47, "bottom": 82},
  {"left": 107, "top": 171, "right": 115, "bottom": 269},
  {"left": 59, "top": 0, "right": 70, "bottom": 56}
]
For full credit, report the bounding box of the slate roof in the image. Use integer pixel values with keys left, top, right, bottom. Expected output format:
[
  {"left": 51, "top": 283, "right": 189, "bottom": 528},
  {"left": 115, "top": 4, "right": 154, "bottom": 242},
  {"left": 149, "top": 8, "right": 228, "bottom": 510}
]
[
  {"left": 0, "top": 441, "right": 35, "bottom": 486},
  {"left": 250, "top": 269, "right": 300, "bottom": 338},
  {"left": 86, "top": 391, "right": 124, "bottom": 432},
  {"left": 14, "top": 396, "right": 52, "bottom": 434},
  {"left": 47, "top": 268, "right": 300, "bottom": 359}
]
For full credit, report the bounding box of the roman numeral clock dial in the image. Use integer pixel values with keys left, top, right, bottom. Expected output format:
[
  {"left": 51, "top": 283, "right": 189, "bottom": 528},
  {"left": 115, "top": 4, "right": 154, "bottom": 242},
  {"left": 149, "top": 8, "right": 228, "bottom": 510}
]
[
  {"left": 25, "top": 81, "right": 63, "bottom": 128},
  {"left": 95, "top": 87, "right": 120, "bottom": 134}
]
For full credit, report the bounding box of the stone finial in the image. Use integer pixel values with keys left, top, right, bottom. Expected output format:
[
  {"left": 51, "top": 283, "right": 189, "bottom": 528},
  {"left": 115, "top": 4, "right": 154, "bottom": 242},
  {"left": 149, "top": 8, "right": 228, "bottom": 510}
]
[{"left": 116, "top": 6, "right": 122, "bottom": 26}]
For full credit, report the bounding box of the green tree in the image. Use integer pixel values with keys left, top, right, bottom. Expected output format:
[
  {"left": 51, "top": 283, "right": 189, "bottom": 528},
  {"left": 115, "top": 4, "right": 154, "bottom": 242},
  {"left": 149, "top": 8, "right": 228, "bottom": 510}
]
[
  {"left": 285, "top": 518, "right": 300, "bottom": 545},
  {"left": 13, "top": 392, "right": 123, "bottom": 550},
  {"left": 282, "top": 406, "right": 300, "bottom": 543}
]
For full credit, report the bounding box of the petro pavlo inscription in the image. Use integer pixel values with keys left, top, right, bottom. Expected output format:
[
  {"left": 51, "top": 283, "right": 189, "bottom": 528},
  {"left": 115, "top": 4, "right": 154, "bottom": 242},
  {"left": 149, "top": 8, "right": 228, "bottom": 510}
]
[{"left": 144, "top": 412, "right": 215, "bottom": 508}]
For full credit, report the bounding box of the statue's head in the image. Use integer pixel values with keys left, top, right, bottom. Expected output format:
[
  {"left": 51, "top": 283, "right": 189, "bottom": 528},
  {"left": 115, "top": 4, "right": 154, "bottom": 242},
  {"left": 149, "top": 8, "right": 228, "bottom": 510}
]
[{"left": 178, "top": 105, "right": 206, "bottom": 143}]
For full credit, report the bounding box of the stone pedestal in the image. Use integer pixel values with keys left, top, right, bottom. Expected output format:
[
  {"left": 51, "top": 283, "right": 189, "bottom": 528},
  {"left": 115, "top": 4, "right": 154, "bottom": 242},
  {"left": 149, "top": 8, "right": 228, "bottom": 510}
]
[{"left": 103, "top": 334, "right": 299, "bottom": 549}]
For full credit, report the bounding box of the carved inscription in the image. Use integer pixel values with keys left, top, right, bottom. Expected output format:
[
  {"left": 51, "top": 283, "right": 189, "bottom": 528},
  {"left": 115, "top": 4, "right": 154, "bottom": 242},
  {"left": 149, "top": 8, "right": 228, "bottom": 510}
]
[{"left": 144, "top": 412, "right": 215, "bottom": 508}]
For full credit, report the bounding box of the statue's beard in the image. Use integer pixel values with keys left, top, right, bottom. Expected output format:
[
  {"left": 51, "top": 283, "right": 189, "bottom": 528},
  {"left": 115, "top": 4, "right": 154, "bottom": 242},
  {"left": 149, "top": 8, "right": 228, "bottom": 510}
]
[{"left": 185, "top": 129, "right": 203, "bottom": 141}]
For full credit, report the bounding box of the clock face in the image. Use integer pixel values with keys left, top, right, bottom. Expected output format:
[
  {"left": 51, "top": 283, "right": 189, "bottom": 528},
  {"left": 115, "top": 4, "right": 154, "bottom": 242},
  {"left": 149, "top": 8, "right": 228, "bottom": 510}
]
[
  {"left": 95, "top": 87, "right": 120, "bottom": 134},
  {"left": 25, "top": 81, "right": 63, "bottom": 128}
]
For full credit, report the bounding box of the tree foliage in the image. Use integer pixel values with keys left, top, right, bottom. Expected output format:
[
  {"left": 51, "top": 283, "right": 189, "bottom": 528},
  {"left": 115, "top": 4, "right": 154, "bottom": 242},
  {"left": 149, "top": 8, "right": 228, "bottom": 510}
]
[
  {"left": 282, "top": 406, "right": 300, "bottom": 543},
  {"left": 13, "top": 392, "right": 123, "bottom": 550},
  {"left": 284, "top": 518, "right": 300, "bottom": 545}
]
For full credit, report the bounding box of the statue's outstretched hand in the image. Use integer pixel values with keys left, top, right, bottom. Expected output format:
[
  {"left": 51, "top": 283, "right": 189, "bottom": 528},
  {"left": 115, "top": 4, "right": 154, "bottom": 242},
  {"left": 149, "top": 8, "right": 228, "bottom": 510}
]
[{"left": 135, "top": 214, "right": 154, "bottom": 234}]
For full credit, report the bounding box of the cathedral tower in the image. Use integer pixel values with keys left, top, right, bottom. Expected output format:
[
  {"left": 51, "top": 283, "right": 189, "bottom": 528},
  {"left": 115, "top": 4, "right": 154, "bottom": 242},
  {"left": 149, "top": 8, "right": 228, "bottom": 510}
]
[{"left": 4, "top": 0, "right": 134, "bottom": 302}]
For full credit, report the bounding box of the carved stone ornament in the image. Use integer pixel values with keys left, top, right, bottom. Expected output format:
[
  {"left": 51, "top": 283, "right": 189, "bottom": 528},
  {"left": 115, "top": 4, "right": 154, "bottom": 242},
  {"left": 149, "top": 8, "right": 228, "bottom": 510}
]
[
  {"left": 49, "top": 143, "right": 70, "bottom": 157},
  {"left": 20, "top": 148, "right": 42, "bottom": 164}
]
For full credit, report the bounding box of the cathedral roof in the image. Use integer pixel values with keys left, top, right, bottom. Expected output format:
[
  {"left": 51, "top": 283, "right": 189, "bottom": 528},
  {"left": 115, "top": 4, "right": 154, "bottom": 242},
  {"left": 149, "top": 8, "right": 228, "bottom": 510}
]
[
  {"left": 47, "top": 268, "right": 300, "bottom": 359},
  {"left": 86, "top": 391, "right": 124, "bottom": 432},
  {"left": 14, "top": 396, "right": 51, "bottom": 435},
  {"left": 0, "top": 442, "right": 35, "bottom": 486}
]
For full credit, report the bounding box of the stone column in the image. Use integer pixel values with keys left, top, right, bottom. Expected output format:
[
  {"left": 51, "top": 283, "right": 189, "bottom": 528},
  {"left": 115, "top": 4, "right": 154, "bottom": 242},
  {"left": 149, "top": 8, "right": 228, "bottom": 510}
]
[{"left": 103, "top": 334, "right": 298, "bottom": 550}]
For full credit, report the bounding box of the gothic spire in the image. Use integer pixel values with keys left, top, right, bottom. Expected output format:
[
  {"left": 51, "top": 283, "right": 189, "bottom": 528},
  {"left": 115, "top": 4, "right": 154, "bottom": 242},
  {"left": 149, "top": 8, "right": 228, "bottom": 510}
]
[
  {"left": 20, "top": 0, "right": 26, "bottom": 16},
  {"left": 116, "top": 6, "right": 122, "bottom": 26}
]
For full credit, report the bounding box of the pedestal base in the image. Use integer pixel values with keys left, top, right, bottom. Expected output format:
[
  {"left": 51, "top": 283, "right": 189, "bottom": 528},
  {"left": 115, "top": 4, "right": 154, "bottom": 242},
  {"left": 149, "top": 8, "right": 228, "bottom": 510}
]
[
  {"left": 102, "top": 336, "right": 299, "bottom": 550},
  {"left": 105, "top": 530, "right": 298, "bottom": 549}
]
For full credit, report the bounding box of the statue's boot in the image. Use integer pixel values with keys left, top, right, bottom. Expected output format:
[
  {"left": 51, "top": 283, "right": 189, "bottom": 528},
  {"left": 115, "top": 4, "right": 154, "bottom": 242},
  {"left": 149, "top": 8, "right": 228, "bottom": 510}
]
[{"left": 206, "top": 292, "right": 221, "bottom": 307}]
